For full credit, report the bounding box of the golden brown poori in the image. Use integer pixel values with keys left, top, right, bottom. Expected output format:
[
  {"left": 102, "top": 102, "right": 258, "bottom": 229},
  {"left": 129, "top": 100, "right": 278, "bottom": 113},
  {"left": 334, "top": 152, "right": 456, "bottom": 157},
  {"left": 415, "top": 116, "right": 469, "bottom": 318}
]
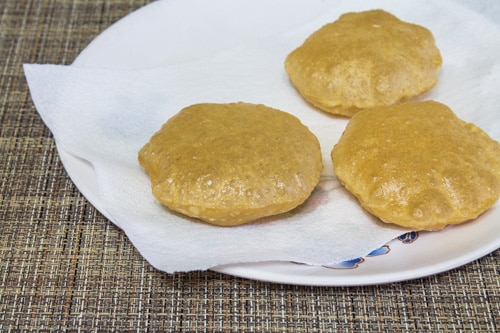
[
  {"left": 285, "top": 10, "right": 442, "bottom": 117},
  {"left": 331, "top": 101, "right": 500, "bottom": 230},
  {"left": 139, "top": 102, "right": 323, "bottom": 226}
]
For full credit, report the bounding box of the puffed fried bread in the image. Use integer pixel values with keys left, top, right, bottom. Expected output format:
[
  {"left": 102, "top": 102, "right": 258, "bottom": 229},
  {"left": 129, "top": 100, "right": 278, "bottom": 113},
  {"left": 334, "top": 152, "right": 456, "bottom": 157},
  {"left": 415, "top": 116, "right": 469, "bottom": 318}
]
[
  {"left": 139, "top": 102, "right": 323, "bottom": 226},
  {"left": 285, "top": 10, "right": 442, "bottom": 117},
  {"left": 331, "top": 101, "right": 500, "bottom": 230}
]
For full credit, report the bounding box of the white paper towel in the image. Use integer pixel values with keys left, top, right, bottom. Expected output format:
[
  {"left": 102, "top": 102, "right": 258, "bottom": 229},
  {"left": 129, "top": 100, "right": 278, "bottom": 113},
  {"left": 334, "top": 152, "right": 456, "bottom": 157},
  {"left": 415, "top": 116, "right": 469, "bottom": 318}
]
[{"left": 24, "top": 0, "right": 500, "bottom": 273}]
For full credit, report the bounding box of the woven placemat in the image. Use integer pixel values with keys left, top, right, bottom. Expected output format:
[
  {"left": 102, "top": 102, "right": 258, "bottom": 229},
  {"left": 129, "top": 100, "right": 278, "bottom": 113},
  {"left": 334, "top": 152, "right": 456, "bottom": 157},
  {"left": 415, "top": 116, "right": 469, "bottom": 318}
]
[{"left": 1, "top": 0, "right": 498, "bottom": 331}]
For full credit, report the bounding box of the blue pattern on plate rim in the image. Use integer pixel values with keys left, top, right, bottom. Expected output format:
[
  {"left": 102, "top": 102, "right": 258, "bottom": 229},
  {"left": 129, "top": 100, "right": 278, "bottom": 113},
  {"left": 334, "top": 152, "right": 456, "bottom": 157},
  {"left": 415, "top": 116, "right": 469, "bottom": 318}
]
[
  {"left": 398, "top": 231, "right": 419, "bottom": 244},
  {"left": 322, "top": 231, "right": 419, "bottom": 269}
]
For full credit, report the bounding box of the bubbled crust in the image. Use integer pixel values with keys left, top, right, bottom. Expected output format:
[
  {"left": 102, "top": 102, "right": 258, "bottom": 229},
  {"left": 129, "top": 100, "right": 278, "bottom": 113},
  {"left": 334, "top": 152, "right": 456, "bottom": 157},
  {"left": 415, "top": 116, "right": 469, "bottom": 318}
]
[
  {"left": 285, "top": 10, "right": 442, "bottom": 117},
  {"left": 139, "top": 103, "right": 323, "bottom": 226},
  {"left": 331, "top": 101, "right": 500, "bottom": 230}
]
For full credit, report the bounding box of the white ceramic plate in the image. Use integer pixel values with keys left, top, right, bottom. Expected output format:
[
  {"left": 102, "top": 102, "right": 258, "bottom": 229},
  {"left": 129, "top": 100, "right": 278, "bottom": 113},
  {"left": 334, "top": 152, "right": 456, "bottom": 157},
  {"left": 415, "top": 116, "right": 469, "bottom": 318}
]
[{"left": 57, "top": 0, "right": 500, "bottom": 286}]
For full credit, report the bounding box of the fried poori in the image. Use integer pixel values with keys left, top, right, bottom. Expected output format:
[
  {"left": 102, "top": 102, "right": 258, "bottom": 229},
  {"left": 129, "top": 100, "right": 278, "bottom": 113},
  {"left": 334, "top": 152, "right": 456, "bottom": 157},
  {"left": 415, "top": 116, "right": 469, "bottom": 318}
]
[
  {"left": 139, "top": 102, "right": 323, "bottom": 226},
  {"left": 285, "top": 10, "right": 442, "bottom": 117},
  {"left": 331, "top": 101, "right": 500, "bottom": 230}
]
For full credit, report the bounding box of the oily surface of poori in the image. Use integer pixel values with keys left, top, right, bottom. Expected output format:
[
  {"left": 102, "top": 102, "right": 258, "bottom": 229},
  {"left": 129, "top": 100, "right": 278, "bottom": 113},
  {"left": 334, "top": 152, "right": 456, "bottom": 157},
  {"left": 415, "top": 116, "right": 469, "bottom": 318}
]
[
  {"left": 331, "top": 101, "right": 500, "bottom": 230},
  {"left": 138, "top": 102, "right": 323, "bottom": 226},
  {"left": 285, "top": 9, "right": 442, "bottom": 117}
]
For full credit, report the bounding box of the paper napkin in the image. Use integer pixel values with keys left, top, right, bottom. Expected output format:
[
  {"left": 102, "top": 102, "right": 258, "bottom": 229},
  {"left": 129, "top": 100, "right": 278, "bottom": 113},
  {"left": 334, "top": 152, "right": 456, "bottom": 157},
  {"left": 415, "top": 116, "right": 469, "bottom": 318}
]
[{"left": 24, "top": 0, "right": 500, "bottom": 272}]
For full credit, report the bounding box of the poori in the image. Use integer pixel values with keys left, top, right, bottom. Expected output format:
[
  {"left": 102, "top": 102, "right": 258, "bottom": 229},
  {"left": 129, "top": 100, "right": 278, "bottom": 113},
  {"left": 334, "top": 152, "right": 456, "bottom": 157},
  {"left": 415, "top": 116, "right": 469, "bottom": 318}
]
[
  {"left": 285, "top": 9, "right": 442, "bottom": 117},
  {"left": 331, "top": 101, "right": 500, "bottom": 230},
  {"left": 139, "top": 102, "right": 323, "bottom": 226}
]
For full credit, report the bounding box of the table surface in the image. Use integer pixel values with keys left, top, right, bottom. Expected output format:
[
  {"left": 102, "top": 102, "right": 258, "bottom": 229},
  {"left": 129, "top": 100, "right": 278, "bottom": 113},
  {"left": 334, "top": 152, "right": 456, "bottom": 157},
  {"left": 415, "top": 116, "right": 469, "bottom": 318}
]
[{"left": 1, "top": 0, "right": 499, "bottom": 331}]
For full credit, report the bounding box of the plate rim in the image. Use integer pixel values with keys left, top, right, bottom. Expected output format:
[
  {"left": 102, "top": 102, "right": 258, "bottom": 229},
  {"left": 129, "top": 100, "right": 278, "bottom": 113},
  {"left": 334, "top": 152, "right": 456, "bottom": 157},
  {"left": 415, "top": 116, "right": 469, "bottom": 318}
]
[{"left": 57, "top": 0, "right": 500, "bottom": 286}]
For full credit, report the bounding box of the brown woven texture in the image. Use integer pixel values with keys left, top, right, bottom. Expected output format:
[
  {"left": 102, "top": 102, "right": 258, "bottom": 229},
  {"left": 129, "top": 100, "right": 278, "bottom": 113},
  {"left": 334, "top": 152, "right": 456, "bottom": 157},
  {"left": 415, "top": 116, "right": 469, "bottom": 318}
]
[{"left": 1, "top": 0, "right": 499, "bottom": 331}]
